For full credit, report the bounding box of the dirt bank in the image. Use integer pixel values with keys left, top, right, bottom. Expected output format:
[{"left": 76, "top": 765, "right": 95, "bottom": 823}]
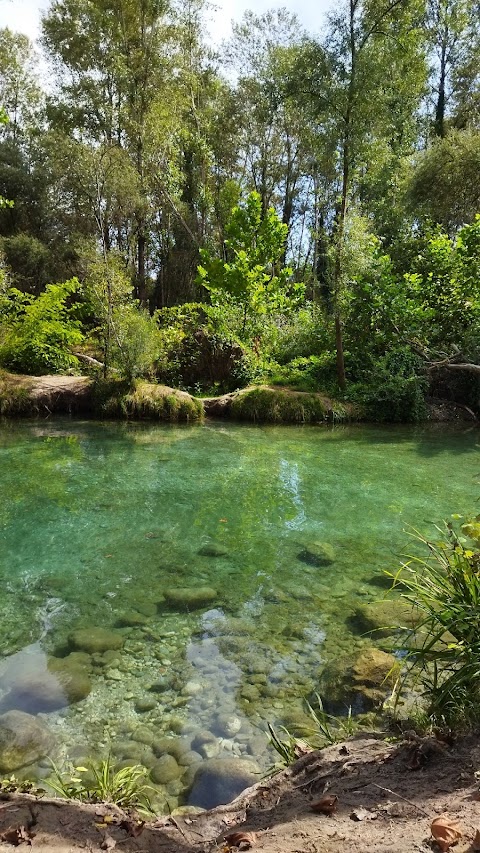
[{"left": 1, "top": 734, "right": 480, "bottom": 853}]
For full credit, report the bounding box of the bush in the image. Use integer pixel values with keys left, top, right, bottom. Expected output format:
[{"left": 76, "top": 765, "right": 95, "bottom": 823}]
[
  {"left": 0, "top": 279, "right": 83, "bottom": 374},
  {"left": 266, "top": 354, "right": 337, "bottom": 393},
  {"left": 156, "top": 303, "right": 258, "bottom": 393},
  {"left": 346, "top": 349, "right": 428, "bottom": 422}
]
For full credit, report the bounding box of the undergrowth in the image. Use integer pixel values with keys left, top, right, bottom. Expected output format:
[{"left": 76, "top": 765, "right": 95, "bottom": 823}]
[
  {"left": 389, "top": 517, "right": 480, "bottom": 729},
  {"left": 48, "top": 757, "right": 156, "bottom": 814}
]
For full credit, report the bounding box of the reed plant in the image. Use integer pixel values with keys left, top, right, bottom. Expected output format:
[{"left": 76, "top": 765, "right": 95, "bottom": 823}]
[{"left": 389, "top": 521, "right": 480, "bottom": 728}]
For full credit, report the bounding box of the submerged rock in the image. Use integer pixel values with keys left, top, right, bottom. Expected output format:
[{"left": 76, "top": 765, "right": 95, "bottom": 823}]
[
  {"left": 69, "top": 627, "right": 124, "bottom": 654},
  {"left": 163, "top": 587, "right": 217, "bottom": 610},
  {"left": 320, "top": 647, "right": 398, "bottom": 714},
  {"left": 187, "top": 758, "right": 260, "bottom": 809},
  {"left": 0, "top": 711, "right": 53, "bottom": 773},
  {"left": 115, "top": 610, "right": 149, "bottom": 628},
  {"left": 298, "top": 541, "right": 335, "bottom": 567},
  {"left": 150, "top": 754, "right": 182, "bottom": 784},
  {"left": 1, "top": 656, "right": 91, "bottom": 714},
  {"left": 197, "top": 542, "right": 229, "bottom": 558},
  {"left": 349, "top": 600, "right": 420, "bottom": 638}
]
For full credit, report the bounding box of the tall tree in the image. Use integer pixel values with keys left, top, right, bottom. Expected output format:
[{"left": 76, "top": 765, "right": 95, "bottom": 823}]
[
  {"left": 295, "top": 0, "right": 426, "bottom": 388},
  {"left": 42, "top": 0, "right": 174, "bottom": 303}
]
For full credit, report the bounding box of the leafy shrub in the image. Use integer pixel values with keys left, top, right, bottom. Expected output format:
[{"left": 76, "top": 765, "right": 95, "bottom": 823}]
[
  {"left": 156, "top": 302, "right": 258, "bottom": 393},
  {"left": 109, "top": 305, "right": 161, "bottom": 383},
  {"left": 0, "top": 279, "right": 83, "bottom": 374},
  {"left": 347, "top": 348, "right": 427, "bottom": 422},
  {"left": 266, "top": 354, "right": 337, "bottom": 393},
  {"left": 269, "top": 306, "right": 331, "bottom": 364}
]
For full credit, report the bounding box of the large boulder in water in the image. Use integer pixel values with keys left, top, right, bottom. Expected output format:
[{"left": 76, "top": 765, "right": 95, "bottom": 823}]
[
  {"left": 187, "top": 758, "right": 260, "bottom": 809},
  {"left": 163, "top": 587, "right": 217, "bottom": 611},
  {"left": 0, "top": 654, "right": 91, "bottom": 714},
  {"left": 0, "top": 711, "right": 53, "bottom": 772},
  {"left": 68, "top": 627, "right": 124, "bottom": 654},
  {"left": 319, "top": 647, "right": 398, "bottom": 714},
  {"left": 298, "top": 541, "right": 335, "bottom": 567}
]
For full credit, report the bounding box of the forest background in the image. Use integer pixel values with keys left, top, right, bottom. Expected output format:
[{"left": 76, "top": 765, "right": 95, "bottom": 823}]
[{"left": 0, "top": 0, "right": 479, "bottom": 421}]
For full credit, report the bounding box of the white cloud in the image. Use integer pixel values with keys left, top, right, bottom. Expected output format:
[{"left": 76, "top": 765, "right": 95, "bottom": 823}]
[{"left": 0, "top": 0, "right": 48, "bottom": 43}]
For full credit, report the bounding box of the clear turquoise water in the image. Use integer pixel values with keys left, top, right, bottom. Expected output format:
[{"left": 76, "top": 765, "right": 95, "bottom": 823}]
[{"left": 0, "top": 419, "right": 478, "bottom": 807}]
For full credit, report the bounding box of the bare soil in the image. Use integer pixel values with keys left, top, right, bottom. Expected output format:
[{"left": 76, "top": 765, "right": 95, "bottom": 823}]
[{"left": 1, "top": 734, "right": 480, "bottom": 853}]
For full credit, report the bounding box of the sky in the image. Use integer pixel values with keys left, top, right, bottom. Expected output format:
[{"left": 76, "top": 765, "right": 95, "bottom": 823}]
[{"left": 0, "top": 0, "right": 330, "bottom": 48}]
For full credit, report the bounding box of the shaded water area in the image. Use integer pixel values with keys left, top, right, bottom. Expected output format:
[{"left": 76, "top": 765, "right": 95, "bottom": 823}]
[{"left": 0, "top": 419, "right": 478, "bottom": 811}]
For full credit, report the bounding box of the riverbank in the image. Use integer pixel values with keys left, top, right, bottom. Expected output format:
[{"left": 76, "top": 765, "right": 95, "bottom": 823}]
[
  {"left": 0, "top": 372, "right": 475, "bottom": 423},
  {"left": 1, "top": 733, "right": 479, "bottom": 853}
]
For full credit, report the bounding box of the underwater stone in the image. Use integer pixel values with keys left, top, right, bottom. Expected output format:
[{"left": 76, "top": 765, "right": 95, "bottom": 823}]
[
  {"left": 150, "top": 754, "right": 182, "bottom": 784},
  {"left": 187, "top": 758, "right": 260, "bottom": 809},
  {"left": 115, "top": 610, "right": 149, "bottom": 628},
  {"left": 0, "top": 711, "right": 53, "bottom": 773},
  {"left": 163, "top": 587, "right": 217, "bottom": 610},
  {"left": 135, "top": 697, "right": 157, "bottom": 713},
  {"left": 148, "top": 674, "right": 175, "bottom": 693},
  {"left": 298, "top": 541, "right": 336, "bottom": 567},
  {"left": 215, "top": 714, "right": 242, "bottom": 738},
  {"left": 1, "top": 657, "right": 91, "bottom": 714},
  {"left": 349, "top": 600, "right": 420, "bottom": 638},
  {"left": 177, "top": 749, "right": 202, "bottom": 767},
  {"left": 197, "top": 543, "right": 229, "bottom": 558},
  {"left": 320, "top": 647, "right": 398, "bottom": 714},
  {"left": 69, "top": 627, "right": 124, "bottom": 655},
  {"left": 131, "top": 727, "right": 154, "bottom": 746}
]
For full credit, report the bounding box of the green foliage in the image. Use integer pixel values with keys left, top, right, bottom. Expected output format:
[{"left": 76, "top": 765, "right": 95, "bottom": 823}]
[
  {"left": 85, "top": 252, "right": 161, "bottom": 382},
  {"left": 266, "top": 696, "right": 357, "bottom": 772},
  {"left": 346, "top": 349, "right": 428, "bottom": 423},
  {"left": 390, "top": 520, "right": 480, "bottom": 728},
  {"left": 408, "top": 129, "right": 480, "bottom": 231},
  {"left": 156, "top": 302, "right": 260, "bottom": 393},
  {"left": 266, "top": 354, "right": 337, "bottom": 393},
  {"left": 197, "top": 192, "right": 303, "bottom": 340},
  {"left": 48, "top": 757, "right": 155, "bottom": 814},
  {"left": 0, "top": 278, "right": 83, "bottom": 374}
]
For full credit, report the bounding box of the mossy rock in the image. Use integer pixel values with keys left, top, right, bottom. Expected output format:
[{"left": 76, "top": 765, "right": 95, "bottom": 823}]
[
  {"left": 298, "top": 541, "right": 335, "bottom": 567},
  {"left": 163, "top": 587, "right": 217, "bottom": 611},
  {"left": 348, "top": 600, "right": 421, "bottom": 638},
  {"left": 115, "top": 610, "right": 149, "bottom": 628},
  {"left": 319, "top": 647, "right": 398, "bottom": 715},
  {"left": 69, "top": 627, "right": 124, "bottom": 654},
  {"left": 197, "top": 542, "right": 229, "bottom": 558},
  {"left": 230, "top": 387, "right": 328, "bottom": 424},
  {"left": 93, "top": 380, "right": 203, "bottom": 422},
  {"left": 150, "top": 754, "right": 182, "bottom": 784},
  {"left": 0, "top": 711, "right": 53, "bottom": 773}
]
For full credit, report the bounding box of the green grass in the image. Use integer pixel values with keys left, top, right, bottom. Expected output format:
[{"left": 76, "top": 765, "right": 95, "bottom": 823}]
[
  {"left": 389, "top": 522, "right": 480, "bottom": 729},
  {"left": 47, "top": 757, "right": 156, "bottom": 814}
]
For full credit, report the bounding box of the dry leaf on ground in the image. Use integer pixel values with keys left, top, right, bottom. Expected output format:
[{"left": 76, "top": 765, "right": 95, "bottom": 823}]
[
  {"left": 431, "top": 816, "right": 462, "bottom": 851},
  {"left": 224, "top": 831, "right": 257, "bottom": 849},
  {"left": 311, "top": 795, "right": 338, "bottom": 815},
  {"left": 0, "top": 826, "right": 36, "bottom": 846}
]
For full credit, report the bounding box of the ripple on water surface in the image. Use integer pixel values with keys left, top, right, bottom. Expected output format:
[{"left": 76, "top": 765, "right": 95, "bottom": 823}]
[{"left": 0, "top": 419, "right": 478, "bottom": 810}]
